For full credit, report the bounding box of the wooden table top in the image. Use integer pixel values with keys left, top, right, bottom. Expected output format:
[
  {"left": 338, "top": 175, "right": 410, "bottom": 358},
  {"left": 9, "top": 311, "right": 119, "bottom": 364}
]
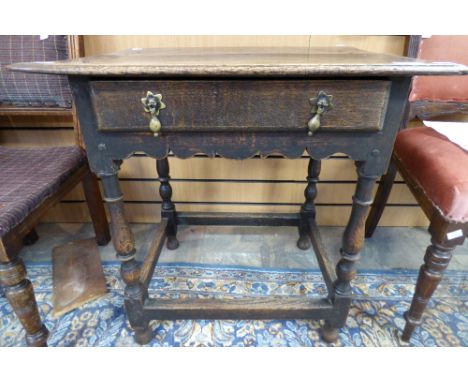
[{"left": 8, "top": 46, "right": 468, "bottom": 77}]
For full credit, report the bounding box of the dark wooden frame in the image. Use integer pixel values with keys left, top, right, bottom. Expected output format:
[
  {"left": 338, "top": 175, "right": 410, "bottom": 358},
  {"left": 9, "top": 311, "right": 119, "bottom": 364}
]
[
  {"left": 365, "top": 35, "right": 468, "bottom": 342},
  {"left": 0, "top": 36, "right": 110, "bottom": 347},
  {"left": 69, "top": 70, "right": 412, "bottom": 344},
  {"left": 8, "top": 43, "right": 468, "bottom": 346}
]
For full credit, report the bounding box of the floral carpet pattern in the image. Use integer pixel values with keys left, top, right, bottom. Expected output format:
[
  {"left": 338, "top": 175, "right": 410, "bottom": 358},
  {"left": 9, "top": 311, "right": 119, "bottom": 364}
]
[{"left": 0, "top": 263, "right": 466, "bottom": 347}]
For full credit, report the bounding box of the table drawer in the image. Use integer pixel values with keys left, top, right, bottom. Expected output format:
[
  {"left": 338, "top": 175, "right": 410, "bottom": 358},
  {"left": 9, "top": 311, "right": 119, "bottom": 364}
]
[{"left": 90, "top": 80, "right": 390, "bottom": 133}]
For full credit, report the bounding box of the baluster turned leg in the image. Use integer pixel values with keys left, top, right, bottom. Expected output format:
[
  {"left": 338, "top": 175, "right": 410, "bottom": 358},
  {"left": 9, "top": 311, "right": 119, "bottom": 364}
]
[
  {"left": 402, "top": 237, "right": 455, "bottom": 342},
  {"left": 297, "top": 158, "right": 321, "bottom": 250},
  {"left": 100, "top": 167, "right": 152, "bottom": 345},
  {"left": 321, "top": 162, "right": 377, "bottom": 343},
  {"left": 156, "top": 158, "right": 179, "bottom": 250},
  {"left": 0, "top": 257, "right": 49, "bottom": 346}
]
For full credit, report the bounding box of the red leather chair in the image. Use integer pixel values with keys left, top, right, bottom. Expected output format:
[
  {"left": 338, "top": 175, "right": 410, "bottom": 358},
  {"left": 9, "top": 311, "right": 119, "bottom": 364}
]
[{"left": 365, "top": 36, "right": 468, "bottom": 342}]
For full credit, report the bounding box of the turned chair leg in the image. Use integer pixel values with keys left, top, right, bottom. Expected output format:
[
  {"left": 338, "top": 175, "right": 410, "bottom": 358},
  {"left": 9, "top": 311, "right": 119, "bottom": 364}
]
[
  {"left": 156, "top": 158, "right": 179, "bottom": 250},
  {"left": 365, "top": 160, "right": 398, "bottom": 238},
  {"left": 401, "top": 236, "right": 456, "bottom": 342},
  {"left": 0, "top": 257, "right": 49, "bottom": 346},
  {"left": 82, "top": 170, "right": 111, "bottom": 246},
  {"left": 297, "top": 158, "right": 321, "bottom": 250},
  {"left": 22, "top": 229, "right": 39, "bottom": 246}
]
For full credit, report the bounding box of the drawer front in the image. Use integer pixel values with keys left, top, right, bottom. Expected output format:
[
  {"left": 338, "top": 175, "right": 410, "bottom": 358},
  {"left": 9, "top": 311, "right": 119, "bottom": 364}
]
[{"left": 91, "top": 80, "right": 390, "bottom": 133}]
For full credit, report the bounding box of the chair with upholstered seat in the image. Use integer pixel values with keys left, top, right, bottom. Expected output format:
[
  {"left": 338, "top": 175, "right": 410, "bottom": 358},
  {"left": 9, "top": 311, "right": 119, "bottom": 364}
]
[
  {"left": 0, "top": 36, "right": 110, "bottom": 346},
  {"left": 365, "top": 35, "right": 468, "bottom": 341}
]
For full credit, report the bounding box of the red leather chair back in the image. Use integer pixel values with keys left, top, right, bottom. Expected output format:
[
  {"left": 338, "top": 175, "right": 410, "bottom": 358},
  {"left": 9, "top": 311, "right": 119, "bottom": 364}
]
[{"left": 410, "top": 36, "right": 468, "bottom": 102}]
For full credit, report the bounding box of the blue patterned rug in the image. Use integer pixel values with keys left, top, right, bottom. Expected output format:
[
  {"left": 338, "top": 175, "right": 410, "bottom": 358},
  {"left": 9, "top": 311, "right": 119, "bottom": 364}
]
[{"left": 0, "top": 263, "right": 466, "bottom": 346}]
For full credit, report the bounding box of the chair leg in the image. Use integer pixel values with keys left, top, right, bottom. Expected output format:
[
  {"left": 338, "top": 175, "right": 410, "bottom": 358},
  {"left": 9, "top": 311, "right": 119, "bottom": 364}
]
[
  {"left": 0, "top": 257, "right": 49, "bottom": 346},
  {"left": 365, "top": 160, "right": 398, "bottom": 238},
  {"left": 22, "top": 228, "right": 39, "bottom": 246},
  {"left": 401, "top": 235, "right": 455, "bottom": 342},
  {"left": 82, "top": 170, "right": 111, "bottom": 246}
]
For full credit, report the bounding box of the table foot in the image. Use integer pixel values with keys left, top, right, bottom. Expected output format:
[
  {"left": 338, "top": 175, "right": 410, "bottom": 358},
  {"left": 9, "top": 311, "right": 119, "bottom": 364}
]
[
  {"left": 166, "top": 236, "right": 179, "bottom": 250},
  {"left": 297, "top": 235, "right": 311, "bottom": 250},
  {"left": 321, "top": 322, "right": 339, "bottom": 343},
  {"left": 135, "top": 327, "right": 153, "bottom": 345}
]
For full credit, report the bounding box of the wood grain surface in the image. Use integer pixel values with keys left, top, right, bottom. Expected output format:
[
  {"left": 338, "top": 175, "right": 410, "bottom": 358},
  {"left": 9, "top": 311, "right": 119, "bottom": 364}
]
[
  {"left": 8, "top": 46, "right": 468, "bottom": 77},
  {"left": 92, "top": 79, "right": 389, "bottom": 132}
]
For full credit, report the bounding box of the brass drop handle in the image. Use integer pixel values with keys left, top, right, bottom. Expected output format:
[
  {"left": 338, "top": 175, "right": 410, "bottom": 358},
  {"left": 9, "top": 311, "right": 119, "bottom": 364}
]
[
  {"left": 141, "top": 91, "right": 166, "bottom": 136},
  {"left": 308, "top": 91, "right": 333, "bottom": 136}
]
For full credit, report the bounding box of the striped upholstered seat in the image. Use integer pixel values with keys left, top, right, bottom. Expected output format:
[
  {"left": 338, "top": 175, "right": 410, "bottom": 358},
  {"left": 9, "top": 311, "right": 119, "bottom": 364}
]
[{"left": 0, "top": 146, "right": 86, "bottom": 237}]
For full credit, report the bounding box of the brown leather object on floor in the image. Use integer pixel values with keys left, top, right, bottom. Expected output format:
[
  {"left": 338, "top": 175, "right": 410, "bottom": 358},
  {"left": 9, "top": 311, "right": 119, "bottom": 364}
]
[
  {"left": 394, "top": 126, "right": 468, "bottom": 222},
  {"left": 52, "top": 238, "right": 107, "bottom": 317}
]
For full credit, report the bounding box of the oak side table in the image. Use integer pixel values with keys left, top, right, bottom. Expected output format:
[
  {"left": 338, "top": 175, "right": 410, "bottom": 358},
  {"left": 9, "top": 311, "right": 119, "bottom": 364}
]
[{"left": 10, "top": 47, "right": 468, "bottom": 344}]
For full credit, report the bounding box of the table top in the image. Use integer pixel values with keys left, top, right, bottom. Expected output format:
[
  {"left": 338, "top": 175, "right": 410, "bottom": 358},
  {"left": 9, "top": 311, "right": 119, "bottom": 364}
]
[{"left": 8, "top": 46, "right": 468, "bottom": 77}]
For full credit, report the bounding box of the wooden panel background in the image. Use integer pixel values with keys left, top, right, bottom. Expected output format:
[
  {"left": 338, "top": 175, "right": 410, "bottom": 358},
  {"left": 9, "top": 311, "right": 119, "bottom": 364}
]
[{"left": 0, "top": 35, "right": 430, "bottom": 226}]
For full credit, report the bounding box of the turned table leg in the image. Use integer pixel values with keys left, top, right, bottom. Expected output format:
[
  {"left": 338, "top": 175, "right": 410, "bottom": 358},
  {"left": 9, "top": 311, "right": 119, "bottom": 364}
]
[
  {"left": 401, "top": 237, "right": 455, "bottom": 341},
  {"left": 100, "top": 167, "right": 152, "bottom": 345},
  {"left": 0, "top": 257, "right": 49, "bottom": 346},
  {"left": 156, "top": 158, "right": 179, "bottom": 250},
  {"left": 297, "top": 158, "right": 321, "bottom": 250},
  {"left": 321, "top": 162, "right": 377, "bottom": 343}
]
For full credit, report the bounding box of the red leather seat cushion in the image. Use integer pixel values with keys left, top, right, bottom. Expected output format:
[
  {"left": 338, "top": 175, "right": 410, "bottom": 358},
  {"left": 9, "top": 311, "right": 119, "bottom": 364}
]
[{"left": 395, "top": 126, "right": 468, "bottom": 222}]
